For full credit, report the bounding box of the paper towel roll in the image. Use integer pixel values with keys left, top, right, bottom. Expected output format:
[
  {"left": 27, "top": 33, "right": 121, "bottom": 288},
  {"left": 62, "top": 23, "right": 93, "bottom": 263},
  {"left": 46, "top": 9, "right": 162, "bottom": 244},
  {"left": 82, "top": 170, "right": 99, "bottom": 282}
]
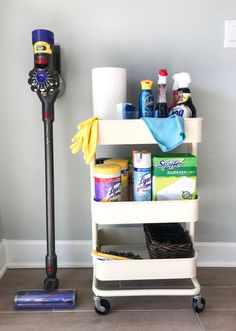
[{"left": 92, "top": 67, "right": 127, "bottom": 119}]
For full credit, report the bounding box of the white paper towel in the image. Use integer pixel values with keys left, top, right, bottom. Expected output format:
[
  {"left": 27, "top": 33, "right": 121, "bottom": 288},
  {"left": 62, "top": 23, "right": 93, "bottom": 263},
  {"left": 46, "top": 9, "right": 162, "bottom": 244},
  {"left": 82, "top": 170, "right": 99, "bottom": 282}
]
[{"left": 92, "top": 67, "right": 127, "bottom": 119}]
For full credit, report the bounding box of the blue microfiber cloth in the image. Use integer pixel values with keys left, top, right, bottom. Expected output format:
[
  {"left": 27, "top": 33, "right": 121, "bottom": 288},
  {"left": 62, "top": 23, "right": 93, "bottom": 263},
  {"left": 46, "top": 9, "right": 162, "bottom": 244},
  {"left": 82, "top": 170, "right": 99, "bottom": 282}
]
[{"left": 141, "top": 115, "right": 185, "bottom": 152}]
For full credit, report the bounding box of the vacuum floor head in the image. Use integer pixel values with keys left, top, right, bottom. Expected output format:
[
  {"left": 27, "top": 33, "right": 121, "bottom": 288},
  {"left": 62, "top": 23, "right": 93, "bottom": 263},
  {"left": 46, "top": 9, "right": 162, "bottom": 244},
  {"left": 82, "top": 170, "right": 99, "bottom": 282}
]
[{"left": 14, "top": 289, "right": 77, "bottom": 309}]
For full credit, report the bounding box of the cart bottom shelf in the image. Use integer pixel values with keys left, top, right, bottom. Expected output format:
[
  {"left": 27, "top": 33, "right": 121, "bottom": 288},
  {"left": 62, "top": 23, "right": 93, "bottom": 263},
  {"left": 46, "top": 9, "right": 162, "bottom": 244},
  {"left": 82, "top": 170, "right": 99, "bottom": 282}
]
[{"left": 94, "top": 244, "right": 197, "bottom": 281}]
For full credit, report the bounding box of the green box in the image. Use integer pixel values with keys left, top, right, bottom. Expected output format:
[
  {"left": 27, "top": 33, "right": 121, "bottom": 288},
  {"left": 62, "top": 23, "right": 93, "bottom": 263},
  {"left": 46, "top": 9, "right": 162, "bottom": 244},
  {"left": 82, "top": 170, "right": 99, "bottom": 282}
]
[{"left": 152, "top": 153, "right": 197, "bottom": 201}]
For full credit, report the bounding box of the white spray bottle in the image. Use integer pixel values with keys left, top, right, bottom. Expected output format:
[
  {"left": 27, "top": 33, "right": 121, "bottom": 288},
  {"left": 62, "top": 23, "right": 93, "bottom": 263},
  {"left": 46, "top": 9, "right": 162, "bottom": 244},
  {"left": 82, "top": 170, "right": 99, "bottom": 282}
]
[{"left": 169, "top": 72, "right": 196, "bottom": 118}]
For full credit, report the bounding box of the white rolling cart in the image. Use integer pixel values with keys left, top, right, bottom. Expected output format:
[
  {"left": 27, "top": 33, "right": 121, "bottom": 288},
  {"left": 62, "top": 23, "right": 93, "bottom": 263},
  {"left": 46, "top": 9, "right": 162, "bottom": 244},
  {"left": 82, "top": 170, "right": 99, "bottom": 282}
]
[{"left": 90, "top": 118, "right": 206, "bottom": 315}]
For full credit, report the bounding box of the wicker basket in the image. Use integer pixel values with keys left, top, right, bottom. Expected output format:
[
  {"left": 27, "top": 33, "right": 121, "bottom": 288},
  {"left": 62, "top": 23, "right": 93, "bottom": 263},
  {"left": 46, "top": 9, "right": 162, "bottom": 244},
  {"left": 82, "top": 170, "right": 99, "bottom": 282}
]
[{"left": 144, "top": 223, "right": 194, "bottom": 259}]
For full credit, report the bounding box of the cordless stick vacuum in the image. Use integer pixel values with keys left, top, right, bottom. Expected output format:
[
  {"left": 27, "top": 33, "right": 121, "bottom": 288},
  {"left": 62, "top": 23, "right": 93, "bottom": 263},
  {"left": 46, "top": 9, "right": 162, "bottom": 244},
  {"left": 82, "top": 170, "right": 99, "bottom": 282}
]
[{"left": 14, "top": 30, "right": 77, "bottom": 309}]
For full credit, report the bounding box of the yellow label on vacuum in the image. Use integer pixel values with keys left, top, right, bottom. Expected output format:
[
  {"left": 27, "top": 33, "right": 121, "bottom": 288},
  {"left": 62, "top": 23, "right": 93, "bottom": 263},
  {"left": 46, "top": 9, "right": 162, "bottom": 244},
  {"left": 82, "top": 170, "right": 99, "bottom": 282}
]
[{"left": 33, "top": 41, "right": 52, "bottom": 54}]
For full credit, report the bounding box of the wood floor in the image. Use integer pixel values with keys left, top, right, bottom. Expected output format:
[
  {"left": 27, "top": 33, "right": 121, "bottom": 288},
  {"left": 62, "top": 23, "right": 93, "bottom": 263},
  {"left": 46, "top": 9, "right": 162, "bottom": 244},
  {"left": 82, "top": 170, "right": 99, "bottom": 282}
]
[{"left": 0, "top": 268, "right": 235, "bottom": 330}]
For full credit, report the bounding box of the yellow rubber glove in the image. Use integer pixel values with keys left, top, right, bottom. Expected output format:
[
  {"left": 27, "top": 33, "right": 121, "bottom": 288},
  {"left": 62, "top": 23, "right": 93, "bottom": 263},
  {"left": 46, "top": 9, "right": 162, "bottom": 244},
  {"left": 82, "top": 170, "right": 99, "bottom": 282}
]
[
  {"left": 70, "top": 117, "right": 99, "bottom": 164},
  {"left": 84, "top": 119, "right": 98, "bottom": 164}
]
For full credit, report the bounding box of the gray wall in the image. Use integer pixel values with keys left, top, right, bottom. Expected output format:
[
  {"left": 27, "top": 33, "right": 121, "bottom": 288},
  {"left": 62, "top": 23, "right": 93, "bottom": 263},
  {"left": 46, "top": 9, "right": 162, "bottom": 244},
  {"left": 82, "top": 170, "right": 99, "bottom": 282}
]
[{"left": 0, "top": 0, "right": 235, "bottom": 241}]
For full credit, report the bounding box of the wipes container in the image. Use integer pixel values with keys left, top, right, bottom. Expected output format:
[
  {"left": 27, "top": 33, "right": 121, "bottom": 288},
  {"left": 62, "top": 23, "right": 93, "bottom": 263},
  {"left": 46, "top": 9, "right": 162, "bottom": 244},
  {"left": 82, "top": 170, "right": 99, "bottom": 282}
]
[
  {"left": 94, "top": 164, "right": 121, "bottom": 202},
  {"left": 104, "top": 159, "right": 128, "bottom": 201},
  {"left": 152, "top": 153, "right": 197, "bottom": 201}
]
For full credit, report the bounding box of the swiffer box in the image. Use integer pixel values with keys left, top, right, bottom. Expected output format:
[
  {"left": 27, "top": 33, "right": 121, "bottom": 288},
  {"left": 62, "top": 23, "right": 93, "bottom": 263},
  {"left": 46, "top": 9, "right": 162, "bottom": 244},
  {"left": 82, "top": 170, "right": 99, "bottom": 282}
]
[{"left": 152, "top": 154, "right": 197, "bottom": 201}]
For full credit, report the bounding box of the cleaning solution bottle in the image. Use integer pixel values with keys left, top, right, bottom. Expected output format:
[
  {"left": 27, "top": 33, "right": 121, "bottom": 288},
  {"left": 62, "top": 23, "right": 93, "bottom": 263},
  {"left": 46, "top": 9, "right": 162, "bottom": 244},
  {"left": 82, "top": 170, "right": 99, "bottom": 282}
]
[
  {"left": 133, "top": 151, "right": 152, "bottom": 201},
  {"left": 139, "top": 80, "right": 154, "bottom": 118},
  {"left": 169, "top": 72, "right": 196, "bottom": 118},
  {"left": 154, "top": 69, "right": 168, "bottom": 118}
]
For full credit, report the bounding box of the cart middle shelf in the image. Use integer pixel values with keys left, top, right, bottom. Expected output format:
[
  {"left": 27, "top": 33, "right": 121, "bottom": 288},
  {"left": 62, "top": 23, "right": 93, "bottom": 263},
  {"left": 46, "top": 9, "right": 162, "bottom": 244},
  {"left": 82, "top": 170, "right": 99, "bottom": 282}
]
[{"left": 91, "top": 198, "right": 199, "bottom": 224}]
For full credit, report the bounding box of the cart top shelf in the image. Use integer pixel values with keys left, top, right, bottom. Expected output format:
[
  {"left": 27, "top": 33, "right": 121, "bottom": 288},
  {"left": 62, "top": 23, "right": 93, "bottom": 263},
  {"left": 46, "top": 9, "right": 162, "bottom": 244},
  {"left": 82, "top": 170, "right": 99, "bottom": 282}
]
[{"left": 97, "top": 118, "right": 203, "bottom": 145}]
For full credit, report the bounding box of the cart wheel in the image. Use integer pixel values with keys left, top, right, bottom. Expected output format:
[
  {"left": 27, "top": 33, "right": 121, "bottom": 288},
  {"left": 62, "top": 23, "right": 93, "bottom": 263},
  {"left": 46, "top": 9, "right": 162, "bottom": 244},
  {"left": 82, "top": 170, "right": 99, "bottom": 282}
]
[
  {"left": 43, "top": 277, "right": 59, "bottom": 291},
  {"left": 192, "top": 296, "right": 206, "bottom": 313},
  {"left": 94, "top": 298, "right": 110, "bottom": 315}
]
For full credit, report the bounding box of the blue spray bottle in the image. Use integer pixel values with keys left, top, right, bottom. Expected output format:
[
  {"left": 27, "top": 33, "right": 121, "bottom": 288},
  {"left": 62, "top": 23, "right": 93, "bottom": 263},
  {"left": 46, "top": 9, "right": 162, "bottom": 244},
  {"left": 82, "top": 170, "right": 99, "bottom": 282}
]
[{"left": 139, "top": 80, "right": 154, "bottom": 118}]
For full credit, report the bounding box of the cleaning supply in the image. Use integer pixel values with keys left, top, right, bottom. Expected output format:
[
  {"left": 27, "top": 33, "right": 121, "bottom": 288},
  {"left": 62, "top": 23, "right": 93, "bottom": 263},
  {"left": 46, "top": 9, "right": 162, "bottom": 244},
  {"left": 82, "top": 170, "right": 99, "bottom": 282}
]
[
  {"left": 139, "top": 80, "right": 154, "bottom": 118},
  {"left": 70, "top": 116, "right": 99, "bottom": 164},
  {"left": 152, "top": 153, "right": 197, "bottom": 201},
  {"left": 154, "top": 69, "right": 168, "bottom": 118},
  {"left": 169, "top": 73, "right": 196, "bottom": 118},
  {"left": 141, "top": 115, "right": 185, "bottom": 152},
  {"left": 122, "top": 104, "right": 138, "bottom": 119},
  {"left": 104, "top": 159, "right": 128, "bottom": 201},
  {"left": 131, "top": 150, "right": 148, "bottom": 201},
  {"left": 15, "top": 29, "right": 77, "bottom": 309},
  {"left": 94, "top": 164, "right": 121, "bottom": 202},
  {"left": 133, "top": 151, "right": 152, "bottom": 201},
  {"left": 116, "top": 102, "right": 132, "bottom": 119}
]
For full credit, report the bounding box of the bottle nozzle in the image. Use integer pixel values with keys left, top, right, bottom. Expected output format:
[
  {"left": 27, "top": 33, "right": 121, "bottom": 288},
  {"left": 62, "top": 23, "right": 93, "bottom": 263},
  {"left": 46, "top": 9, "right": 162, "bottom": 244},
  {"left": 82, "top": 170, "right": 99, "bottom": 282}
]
[
  {"left": 157, "top": 69, "right": 168, "bottom": 85},
  {"left": 172, "top": 72, "right": 191, "bottom": 88},
  {"left": 140, "top": 80, "right": 153, "bottom": 89}
]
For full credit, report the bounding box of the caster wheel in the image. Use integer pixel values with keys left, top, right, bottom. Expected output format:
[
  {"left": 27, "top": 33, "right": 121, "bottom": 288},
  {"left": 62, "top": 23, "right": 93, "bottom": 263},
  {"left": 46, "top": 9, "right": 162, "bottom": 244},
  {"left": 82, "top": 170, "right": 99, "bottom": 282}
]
[
  {"left": 95, "top": 299, "right": 111, "bottom": 315},
  {"left": 43, "top": 277, "right": 59, "bottom": 291},
  {"left": 192, "top": 297, "right": 206, "bottom": 313}
]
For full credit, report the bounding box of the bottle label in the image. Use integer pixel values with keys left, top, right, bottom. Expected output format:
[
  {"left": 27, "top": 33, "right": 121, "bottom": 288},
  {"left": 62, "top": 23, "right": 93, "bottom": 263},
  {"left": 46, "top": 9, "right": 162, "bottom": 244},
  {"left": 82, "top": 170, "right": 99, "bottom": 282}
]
[
  {"left": 133, "top": 168, "right": 151, "bottom": 201},
  {"left": 169, "top": 105, "right": 192, "bottom": 118},
  {"left": 140, "top": 91, "right": 153, "bottom": 117},
  {"left": 95, "top": 176, "right": 121, "bottom": 202},
  {"left": 178, "top": 92, "right": 190, "bottom": 104},
  {"left": 158, "top": 85, "right": 167, "bottom": 103},
  {"left": 144, "top": 95, "right": 154, "bottom": 110}
]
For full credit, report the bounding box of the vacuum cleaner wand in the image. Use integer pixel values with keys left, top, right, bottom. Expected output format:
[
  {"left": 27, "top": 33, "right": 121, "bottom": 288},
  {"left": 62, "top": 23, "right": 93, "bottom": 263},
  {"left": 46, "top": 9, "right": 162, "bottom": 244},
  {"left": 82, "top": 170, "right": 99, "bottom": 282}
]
[{"left": 28, "top": 29, "right": 62, "bottom": 291}]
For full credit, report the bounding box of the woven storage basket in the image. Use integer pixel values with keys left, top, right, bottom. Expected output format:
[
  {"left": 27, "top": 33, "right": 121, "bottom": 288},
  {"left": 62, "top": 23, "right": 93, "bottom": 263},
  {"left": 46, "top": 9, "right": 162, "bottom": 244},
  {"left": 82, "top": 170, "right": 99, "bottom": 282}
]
[{"left": 143, "top": 223, "right": 194, "bottom": 259}]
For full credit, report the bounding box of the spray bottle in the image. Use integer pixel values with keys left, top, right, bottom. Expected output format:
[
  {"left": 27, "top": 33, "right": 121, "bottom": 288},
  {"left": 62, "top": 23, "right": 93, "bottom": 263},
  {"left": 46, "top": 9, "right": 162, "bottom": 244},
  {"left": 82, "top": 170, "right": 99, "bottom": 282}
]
[
  {"left": 169, "top": 72, "right": 196, "bottom": 118},
  {"left": 154, "top": 69, "right": 168, "bottom": 118},
  {"left": 139, "top": 80, "right": 154, "bottom": 118}
]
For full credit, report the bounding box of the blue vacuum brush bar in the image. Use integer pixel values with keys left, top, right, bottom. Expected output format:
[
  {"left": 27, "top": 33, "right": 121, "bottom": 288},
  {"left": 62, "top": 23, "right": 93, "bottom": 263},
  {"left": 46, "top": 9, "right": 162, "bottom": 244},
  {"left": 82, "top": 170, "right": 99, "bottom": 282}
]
[{"left": 15, "top": 290, "right": 77, "bottom": 309}]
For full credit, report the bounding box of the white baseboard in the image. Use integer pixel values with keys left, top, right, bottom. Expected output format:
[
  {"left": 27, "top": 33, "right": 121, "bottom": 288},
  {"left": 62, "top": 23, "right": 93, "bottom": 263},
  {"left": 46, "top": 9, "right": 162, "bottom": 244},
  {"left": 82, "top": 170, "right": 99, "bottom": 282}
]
[
  {"left": 2, "top": 240, "right": 236, "bottom": 269},
  {"left": 0, "top": 240, "right": 7, "bottom": 278},
  {"left": 196, "top": 242, "right": 236, "bottom": 267},
  {"left": 4, "top": 239, "right": 92, "bottom": 269}
]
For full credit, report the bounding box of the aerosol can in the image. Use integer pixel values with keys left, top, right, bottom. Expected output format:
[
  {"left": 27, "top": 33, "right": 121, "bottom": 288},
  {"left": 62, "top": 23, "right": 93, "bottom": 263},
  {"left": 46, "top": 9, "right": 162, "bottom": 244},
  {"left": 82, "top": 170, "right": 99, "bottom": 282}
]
[{"left": 133, "top": 151, "right": 152, "bottom": 201}]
